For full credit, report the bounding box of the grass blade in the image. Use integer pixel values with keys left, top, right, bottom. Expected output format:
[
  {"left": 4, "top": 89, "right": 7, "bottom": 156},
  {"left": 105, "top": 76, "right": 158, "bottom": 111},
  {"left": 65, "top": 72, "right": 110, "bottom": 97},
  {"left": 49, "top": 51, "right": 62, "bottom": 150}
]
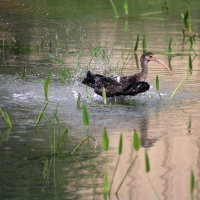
[
  {"left": 91, "top": 46, "right": 102, "bottom": 57},
  {"left": 145, "top": 149, "right": 150, "bottom": 173},
  {"left": 156, "top": 75, "right": 162, "bottom": 100},
  {"left": 48, "top": 54, "right": 64, "bottom": 64},
  {"left": 142, "top": 35, "right": 146, "bottom": 53},
  {"left": 189, "top": 55, "right": 192, "bottom": 75},
  {"left": 77, "top": 93, "right": 81, "bottom": 109},
  {"left": 170, "top": 74, "right": 189, "bottom": 100},
  {"left": 156, "top": 75, "right": 159, "bottom": 91},
  {"left": 118, "top": 133, "right": 123, "bottom": 155},
  {"left": 35, "top": 101, "right": 48, "bottom": 127},
  {"left": 134, "top": 34, "right": 140, "bottom": 52},
  {"left": 133, "top": 130, "right": 140, "bottom": 152},
  {"left": 123, "top": 0, "right": 128, "bottom": 16},
  {"left": 0, "top": 108, "right": 12, "bottom": 128},
  {"left": 44, "top": 73, "right": 51, "bottom": 101},
  {"left": 168, "top": 37, "right": 173, "bottom": 53},
  {"left": 82, "top": 103, "right": 89, "bottom": 127},
  {"left": 104, "top": 170, "right": 108, "bottom": 193},
  {"left": 190, "top": 169, "right": 196, "bottom": 199},
  {"left": 109, "top": 0, "right": 119, "bottom": 18},
  {"left": 102, "top": 127, "right": 109, "bottom": 151},
  {"left": 102, "top": 87, "right": 107, "bottom": 105}
]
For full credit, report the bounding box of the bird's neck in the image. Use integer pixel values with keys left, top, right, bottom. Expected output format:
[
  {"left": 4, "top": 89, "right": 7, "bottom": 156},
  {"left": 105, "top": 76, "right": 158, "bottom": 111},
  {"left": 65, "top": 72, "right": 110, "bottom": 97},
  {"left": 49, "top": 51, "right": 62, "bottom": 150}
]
[{"left": 139, "top": 59, "right": 148, "bottom": 81}]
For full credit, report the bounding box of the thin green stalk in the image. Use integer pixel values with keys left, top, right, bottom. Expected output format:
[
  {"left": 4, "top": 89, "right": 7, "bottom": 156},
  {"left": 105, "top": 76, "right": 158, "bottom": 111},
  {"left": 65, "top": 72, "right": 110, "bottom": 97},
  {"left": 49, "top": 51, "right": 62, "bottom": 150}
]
[
  {"left": 134, "top": 34, "right": 140, "bottom": 52},
  {"left": 116, "top": 155, "right": 138, "bottom": 194},
  {"left": 190, "top": 169, "right": 196, "bottom": 200},
  {"left": 109, "top": 0, "right": 119, "bottom": 18},
  {"left": 109, "top": 134, "right": 123, "bottom": 194},
  {"left": 156, "top": 75, "right": 162, "bottom": 100},
  {"left": 35, "top": 101, "right": 48, "bottom": 127},
  {"left": 71, "top": 135, "right": 97, "bottom": 154},
  {"left": 147, "top": 174, "right": 160, "bottom": 200},
  {"left": 142, "top": 35, "right": 146, "bottom": 53},
  {"left": 170, "top": 74, "right": 189, "bottom": 100},
  {"left": 0, "top": 108, "right": 12, "bottom": 128}
]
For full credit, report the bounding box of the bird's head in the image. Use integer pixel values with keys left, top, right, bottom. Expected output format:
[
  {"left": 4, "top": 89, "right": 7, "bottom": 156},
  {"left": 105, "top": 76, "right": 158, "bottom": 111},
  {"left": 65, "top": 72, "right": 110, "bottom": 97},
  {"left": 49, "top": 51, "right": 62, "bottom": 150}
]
[{"left": 141, "top": 52, "right": 172, "bottom": 74}]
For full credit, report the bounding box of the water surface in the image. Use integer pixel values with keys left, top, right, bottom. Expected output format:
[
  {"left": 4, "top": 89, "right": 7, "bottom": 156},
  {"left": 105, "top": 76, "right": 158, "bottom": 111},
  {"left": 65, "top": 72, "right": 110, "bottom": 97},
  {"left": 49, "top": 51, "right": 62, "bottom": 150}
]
[{"left": 0, "top": 1, "right": 200, "bottom": 200}]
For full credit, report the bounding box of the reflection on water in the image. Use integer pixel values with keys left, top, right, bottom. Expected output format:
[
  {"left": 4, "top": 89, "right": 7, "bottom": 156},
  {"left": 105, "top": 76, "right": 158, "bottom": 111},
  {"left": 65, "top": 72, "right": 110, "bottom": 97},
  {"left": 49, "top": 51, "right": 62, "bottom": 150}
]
[{"left": 0, "top": 0, "right": 200, "bottom": 200}]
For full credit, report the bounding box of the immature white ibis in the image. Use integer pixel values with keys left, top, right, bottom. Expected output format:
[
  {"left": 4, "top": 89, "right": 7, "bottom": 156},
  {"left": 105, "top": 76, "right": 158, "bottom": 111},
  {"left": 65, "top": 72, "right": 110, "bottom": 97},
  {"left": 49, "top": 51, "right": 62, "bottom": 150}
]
[{"left": 82, "top": 52, "right": 172, "bottom": 97}]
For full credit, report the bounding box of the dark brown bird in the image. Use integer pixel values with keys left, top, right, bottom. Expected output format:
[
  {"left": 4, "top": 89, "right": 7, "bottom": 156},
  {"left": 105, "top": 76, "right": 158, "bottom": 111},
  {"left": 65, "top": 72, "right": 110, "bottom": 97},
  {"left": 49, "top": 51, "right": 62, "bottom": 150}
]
[{"left": 82, "top": 52, "right": 172, "bottom": 97}]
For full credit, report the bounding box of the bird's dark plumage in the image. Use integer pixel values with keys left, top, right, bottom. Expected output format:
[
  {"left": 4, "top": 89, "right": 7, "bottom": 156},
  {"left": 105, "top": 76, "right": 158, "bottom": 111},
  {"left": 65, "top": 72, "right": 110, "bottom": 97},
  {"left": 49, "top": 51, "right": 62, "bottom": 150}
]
[{"left": 82, "top": 52, "right": 170, "bottom": 97}]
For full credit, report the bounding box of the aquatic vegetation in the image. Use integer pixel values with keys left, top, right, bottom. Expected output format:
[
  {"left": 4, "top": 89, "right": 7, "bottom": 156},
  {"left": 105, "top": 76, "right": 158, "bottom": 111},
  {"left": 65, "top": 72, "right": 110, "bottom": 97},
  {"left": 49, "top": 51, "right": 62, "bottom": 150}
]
[
  {"left": 123, "top": 0, "right": 129, "bottom": 16},
  {"left": 145, "top": 150, "right": 150, "bottom": 173},
  {"left": 22, "top": 67, "right": 27, "bottom": 80},
  {"left": 134, "top": 34, "right": 140, "bottom": 52},
  {"left": 35, "top": 101, "right": 48, "bottom": 127},
  {"left": 102, "top": 127, "right": 109, "bottom": 151},
  {"left": 82, "top": 103, "right": 89, "bottom": 127},
  {"left": 189, "top": 54, "right": 192, "bottom": 74},
  {"left": 109, "top": 0, "right": 119, "bottom": 18},
  {"left": 48, "top": 54, "right": 64, "bottom": 64},
  {"left": 91, "top": 45, "right": 102, "bottom": 57},
  {"left": 116, "top": 130, "right": 140, "bottom": 194},
  {"left": 181, "top": 9, "right": 190, "bottom": 30},
  {"left": 142, "top": 35, "right": 147, "bottom": 53},
  {"left": 44, "top": 73, "right": 51, "bottom": 101},
  {"left": 170, "top": 74, "right": 189, "bottom": 100},
  {"left": 162, "top": 0, "right": 169, "bottom": 12},
  {"left": 60, "top": 67, "right": 68, "bottom": 84},
  {"left": 77, "top": 93, "right": 81, "bottom": 109},
  {"left": 145, "top": 150, "right": 160, "bottom": 200},
  {"left": 0, "top": 108, "right": 12, "bottom": 128},
  {"left": 168, "top": 37, "right": 173, "bottom": 53},
  {"left": 156, "top": 75, "right": 162, "bottom": 100},
  {"left": 190, "top": 169, "right": 196, "bottom": 200}
]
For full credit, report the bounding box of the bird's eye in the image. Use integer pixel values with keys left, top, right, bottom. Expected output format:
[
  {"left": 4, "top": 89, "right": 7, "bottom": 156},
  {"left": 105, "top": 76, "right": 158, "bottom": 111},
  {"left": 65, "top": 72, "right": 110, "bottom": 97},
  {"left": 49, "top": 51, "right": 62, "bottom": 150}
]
[{"left": 149, "top": 55, "right": 153, "bottom": 58}]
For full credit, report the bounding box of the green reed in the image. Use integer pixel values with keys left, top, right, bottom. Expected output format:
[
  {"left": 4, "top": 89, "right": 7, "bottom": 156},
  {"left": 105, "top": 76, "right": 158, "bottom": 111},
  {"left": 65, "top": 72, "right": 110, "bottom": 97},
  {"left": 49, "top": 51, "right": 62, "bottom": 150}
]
[
  {"left": 22, "top": 67, "right": 27, "bottom": 80},
  {"left": 189, "top": 54, "right": 192, "bottom": 74},
  {"left": 134, "top": 53, "right": 139, "bottom": 69},
  {"left": 145, "top": 150, "right": 160, "bottom": 200},
  {"left": 0, "top": 108, "right": 12, "bottom": 128},
  {"left": 48, "top": 54, "right": 64, "bottom": 64},
  {"left": 190, "top": 169, "right": 196, "bottom": 200},
  {"left": 116, "top": 130, "right": 140, "bottom": 194},
  {"left": 57, "top": 129, "right": 69, "bottom": 153},
  {"left": 171, "top": 55, "right": 192, "bottom": 100},
  {"left": 60, "top": 67, "right": 68, "bottom": 84},
  {"left": 82, "top": 103, "right": 89, "bottom": 127},
  {"left": 109, "top": 133, "right": 123, "bottom": 194},
  {"left": 142, "top": 35, "right": 146, "bottom": 53},
  {"left": 35, "top": 101, "right": 48, "bottom": 127},
  {"left": 181, "top": 9, "right": 189, "bottom": 30},
  {"left": 170, "top": 74, "right": 189, "bottom": 100},
  {"left": 71, "top": 103, "right": 97, "bottom": 154},
  {"left": 123, "top": 0, "right": 129, "bottom": 16},
  {"left": 168, "top": 37, "right": 173, "bottom": 53},
  {"left": 77, "top": 93, "right": 81, "bottom": 109},
  {"left": 102, "top": 127, "right": 109, "bottom": 151},
  {"left": 156, "top": 75, "right": 162, "bottom": 100},
  {"left": 109, "top": 0, "right": 119, "bottom": 18},
  {"left": 44, "top": 73, "right": 51, "bottom": 101},
  {"left": 102, "top": 127, "right": 109, "bottom": 195},
  {"left": 134, "top": 34, "right": 140, "bottom": 52},
  {"left": 162, "top": 0, "right": 169, "bottom": 12}
]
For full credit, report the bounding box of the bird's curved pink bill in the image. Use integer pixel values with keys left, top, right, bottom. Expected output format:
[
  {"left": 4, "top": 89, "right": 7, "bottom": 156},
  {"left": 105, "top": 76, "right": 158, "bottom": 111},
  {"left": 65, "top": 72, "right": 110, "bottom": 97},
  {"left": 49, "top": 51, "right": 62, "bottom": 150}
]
[{"left": 153, "top": 57, "right": 172, "bottom": 75}]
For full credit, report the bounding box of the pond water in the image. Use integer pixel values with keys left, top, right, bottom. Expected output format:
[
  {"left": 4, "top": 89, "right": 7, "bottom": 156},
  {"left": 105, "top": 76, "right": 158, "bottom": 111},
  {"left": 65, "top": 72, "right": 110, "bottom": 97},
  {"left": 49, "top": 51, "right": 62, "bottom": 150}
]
[{"left": 0, "top": 0, "right": 200, "bottom": 200}]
